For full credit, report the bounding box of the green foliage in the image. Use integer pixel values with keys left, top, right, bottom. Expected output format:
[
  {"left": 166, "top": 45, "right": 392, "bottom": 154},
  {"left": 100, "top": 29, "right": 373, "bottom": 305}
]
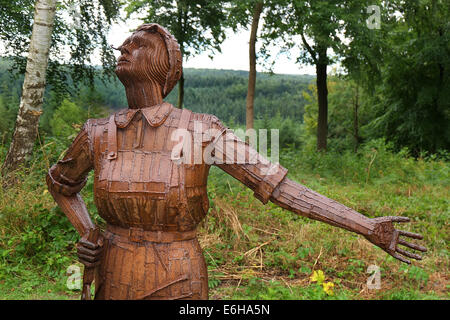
[
  {"left": 124, "top": 0, "right": 228, "bottom": 58},
  {"left": 50, "top": 99, "right": 86, "bottom": 139},
  {"left": 0, "top": 205, "right": 77, "bottom": 277},
  {"left": 0, "top": 146, "right": 79, "bottom": 284},
  {"left": 262, "top": 0, "right": 382, "bottom": 74},
  {"left": 230, "top": 277, "right": 349, "bottom": 300},
  {"left": 302, "top": 76, "right": 376, "bottom": 152},
  {"left": 47, "top": 95, "right": 110, "bottom": 140},
  {"left": 0, "top": 59, "right": 22, "bottom": 142},
  {"left": 0, "top": 0, "right": 121, "bottom": 94},
  {"left": 379, "top": 288, "right": 441, "bottom": 300},
  {"left": 226, "top": 0, "right": 262, "bottom": 31},
  {"left": 348, "top": 0, "right": 450, "bottom": 155},
  {"left": 255, "top": 114, "right": 304, "bottom": 149},
  {"left": 175, "top": 69, "right": 312, "bottom": 125}
]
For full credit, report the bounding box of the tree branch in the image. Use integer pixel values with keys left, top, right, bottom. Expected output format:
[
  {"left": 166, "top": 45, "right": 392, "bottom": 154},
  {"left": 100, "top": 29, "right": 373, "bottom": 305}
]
[{"left": 300, "top": 31, "right": 318, "bottom": 65}]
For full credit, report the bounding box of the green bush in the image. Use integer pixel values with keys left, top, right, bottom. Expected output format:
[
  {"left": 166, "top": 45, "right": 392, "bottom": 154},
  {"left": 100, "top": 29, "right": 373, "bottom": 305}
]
[{"left": 50, "top": 99, "right": 86, "bottom": 139}]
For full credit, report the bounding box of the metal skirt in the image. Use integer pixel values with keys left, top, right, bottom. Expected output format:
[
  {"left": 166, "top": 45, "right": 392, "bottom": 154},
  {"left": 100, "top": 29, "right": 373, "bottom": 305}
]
[{"left": 94, "top": 228, "right": 209, "bottom": 300}]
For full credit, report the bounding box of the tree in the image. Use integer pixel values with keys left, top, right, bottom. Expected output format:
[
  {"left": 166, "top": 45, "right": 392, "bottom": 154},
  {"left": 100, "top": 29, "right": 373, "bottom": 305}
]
[
  {"left": 0, "top": 0, "right": 121, "bottom": 177},
  {"left": 1, "top": 0, "right": 57, "bottom": 176},
  {"left": 302, "top": 75, "right": 371, "bottom": 153},
  {"left": 0, "top": 0, "right": 121, "bottom": 93},
  {"left": 225, "top": 0, "right": 266, "bottom": 133},
  {"left": 124, "top": 0, "right": 230, "bottom": 109},
  {"left": 363, "top": 0, "right": 450, "bottom": 154},
  {"left": 245, "top": 1, "right": 264, "bottom": 131},
  {"left": 263, "top": 0, "right": 378, "bottom": 151}
]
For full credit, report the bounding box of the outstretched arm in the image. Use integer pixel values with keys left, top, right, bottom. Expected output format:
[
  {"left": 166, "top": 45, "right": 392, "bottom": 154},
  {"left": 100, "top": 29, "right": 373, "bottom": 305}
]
[
  {"left": 270, "top": 177, "right": 427, "bottom": 264},
  {"left": 207, "top": 120, "right": 426, "bottom": 264}
]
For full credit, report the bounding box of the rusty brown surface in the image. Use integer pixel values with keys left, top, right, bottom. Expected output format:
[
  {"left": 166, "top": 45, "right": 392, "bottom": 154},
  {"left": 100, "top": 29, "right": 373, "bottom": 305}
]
[{"left": 46, "top": 23, "right": 427, "bottom": 300}]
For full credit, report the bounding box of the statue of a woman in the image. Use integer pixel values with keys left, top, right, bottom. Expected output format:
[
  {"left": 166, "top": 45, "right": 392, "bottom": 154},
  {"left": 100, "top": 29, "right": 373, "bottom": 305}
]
[{"left": 46, "top": 24, "right": 426, "bottom": 300}]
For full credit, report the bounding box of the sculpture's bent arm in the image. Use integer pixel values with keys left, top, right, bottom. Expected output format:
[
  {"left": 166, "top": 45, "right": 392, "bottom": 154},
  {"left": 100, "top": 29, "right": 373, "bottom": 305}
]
[
  {"left": 46, "top": 178, "right": 95, "bottom": 236},
  {"left": 46, "top": 122, "right": 95, "bottom": 236}
]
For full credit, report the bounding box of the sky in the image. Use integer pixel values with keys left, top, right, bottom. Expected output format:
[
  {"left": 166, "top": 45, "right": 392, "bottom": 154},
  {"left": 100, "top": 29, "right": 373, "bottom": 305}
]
[{"left": 107, "top": 19, "right": 317, "bottom": 76}]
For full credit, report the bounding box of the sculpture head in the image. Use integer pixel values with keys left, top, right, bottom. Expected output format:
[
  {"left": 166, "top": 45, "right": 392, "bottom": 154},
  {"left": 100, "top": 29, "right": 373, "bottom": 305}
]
[{"left": 115, "top": 24, "right": 182, "bottom": 98}]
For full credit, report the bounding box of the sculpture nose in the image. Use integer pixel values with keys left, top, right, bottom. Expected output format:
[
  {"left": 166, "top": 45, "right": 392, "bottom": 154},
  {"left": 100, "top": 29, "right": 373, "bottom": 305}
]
[
  {"left": 111, "top": 44, "right": 130, "bottom": 55},
  {"left": 119, "top": 45, "right": 130, "bottom": 55}
]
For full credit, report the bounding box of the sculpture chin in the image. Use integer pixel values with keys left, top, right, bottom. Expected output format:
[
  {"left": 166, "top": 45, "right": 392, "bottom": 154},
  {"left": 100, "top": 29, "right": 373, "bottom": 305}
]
[
  {"left": 115, "top": 64, "right": 134, "bottom": 84},
  {"left": 115, "top": 62, "right": 130, "bottom": 73}
]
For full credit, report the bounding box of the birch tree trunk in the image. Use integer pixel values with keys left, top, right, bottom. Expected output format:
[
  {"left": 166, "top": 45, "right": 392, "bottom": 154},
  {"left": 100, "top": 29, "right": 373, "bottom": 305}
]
[
  {"left": 2, "top": 0, "right": 57, "bottom": 177},
  {"left": 245, "top": 1, "right": 264, "bottom": 132}
]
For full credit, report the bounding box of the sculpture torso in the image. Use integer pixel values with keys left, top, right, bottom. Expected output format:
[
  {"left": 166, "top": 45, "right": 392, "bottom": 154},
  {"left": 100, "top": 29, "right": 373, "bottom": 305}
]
[
  {"left": 90, "top": 103, "right": 212, "bottom": 232},
  {"left": 47, "top": 100, "right": 287, "bottom": 300},
  {"left": 82, "top": 102, "right": 224, "bottom": 300}
]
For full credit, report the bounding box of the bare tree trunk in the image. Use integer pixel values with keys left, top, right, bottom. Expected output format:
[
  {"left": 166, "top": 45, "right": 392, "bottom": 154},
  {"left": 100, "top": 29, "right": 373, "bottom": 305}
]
[
  {"left": 177, "top": 72, "right": 184, "bottom": 109},
  {"left": 353, "top": 84, "right": 360, "bottom": 153},
  {"left": 2, "top": 0, "right": 56, "bottom": 177},
  {"left": 246, "top": 1, "right": 264, "bottom": 131},
  {"left": 316, "top": 47, "right": 328, "bottom": 152}
]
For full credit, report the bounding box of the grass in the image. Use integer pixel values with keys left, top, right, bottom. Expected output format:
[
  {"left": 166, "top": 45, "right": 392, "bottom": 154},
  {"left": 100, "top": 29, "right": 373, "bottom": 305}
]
[{"left": 0, "top": 138, "right": 448, "bottom": 300}]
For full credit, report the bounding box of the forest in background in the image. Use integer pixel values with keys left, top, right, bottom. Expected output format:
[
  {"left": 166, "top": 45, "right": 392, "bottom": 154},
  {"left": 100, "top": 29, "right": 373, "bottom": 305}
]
[
  {"left": 0, "top": 57, "right": 313, "bottom": 142},
  {"left": 5, "top": 56, "right": 446, "bottom": 157}
]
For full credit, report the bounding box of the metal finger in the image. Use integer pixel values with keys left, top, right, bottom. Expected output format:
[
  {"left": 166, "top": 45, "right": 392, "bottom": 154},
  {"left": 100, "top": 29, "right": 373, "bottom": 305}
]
[
  {"left": 79, "top": 259, "right": 101, "bottom": 268},
  {"left": 398, "top": 239, "right": 427, "bottom": 252},
  {"left": 78, "top": 253, "right": 101, "bottom": 263},
  {"left": 399, "top": 230, "right": 423, "bottom": 240},
  {"left": 77, "top": 245, "right": 103, "bottom": 257},
  {"left": 396, "top": 248, "right": 422, "bottom": 260},
  {"left": 79, "top": 238, "right": 99, "bottom": 250},
  {"left": 391, "top": 216, "right": 410, "bottom": 223},
  {"left": 392, "top": 252, "right": 411, "bottom": 264}
]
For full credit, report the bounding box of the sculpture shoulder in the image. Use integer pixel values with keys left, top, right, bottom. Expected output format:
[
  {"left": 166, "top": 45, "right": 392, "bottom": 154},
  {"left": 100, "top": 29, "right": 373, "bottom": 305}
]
[
  {"left": 84, "top": 115, "right": 111, "bottom": 132},
  {"left": 171, "top": 107, "right": 226, "bottom": 133},
  {"left": 85, "top": 115, "right": 110, "bottom": 128},
  {"left": 82, "top": 116, "right": 110, "bottom": 148},
  {"left": 86, "top": 107, "right": 130, "bottom": 128}
]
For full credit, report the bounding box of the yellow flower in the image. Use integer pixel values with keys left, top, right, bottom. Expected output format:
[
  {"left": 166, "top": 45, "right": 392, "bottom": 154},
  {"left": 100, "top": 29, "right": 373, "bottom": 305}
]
[
  {"left": 322, "top": 282, "right": 335, "bottom": 296},
  {"left": 310, "top": 270, "right": 325, "bottom": 284}
]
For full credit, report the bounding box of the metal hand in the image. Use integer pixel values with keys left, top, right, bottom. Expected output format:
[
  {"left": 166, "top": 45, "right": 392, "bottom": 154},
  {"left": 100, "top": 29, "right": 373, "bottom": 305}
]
[
  {"left": 365, "top": 216, "right": 427, "bottom": 264},
  {"left": 76, "top": 229, "right": 104, "bottom": 268}
]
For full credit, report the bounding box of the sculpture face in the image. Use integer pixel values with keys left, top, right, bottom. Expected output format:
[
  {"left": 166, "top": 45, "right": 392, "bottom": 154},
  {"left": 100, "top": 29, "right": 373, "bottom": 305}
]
[{"left": 115, "top": 30, "right": 169, "bottom": 90}]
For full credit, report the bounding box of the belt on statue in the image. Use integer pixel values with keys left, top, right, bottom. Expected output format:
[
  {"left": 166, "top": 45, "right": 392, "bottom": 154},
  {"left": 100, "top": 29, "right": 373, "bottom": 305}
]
[{"left": 106, "top": 224, "right": 197, "bottom": 243}]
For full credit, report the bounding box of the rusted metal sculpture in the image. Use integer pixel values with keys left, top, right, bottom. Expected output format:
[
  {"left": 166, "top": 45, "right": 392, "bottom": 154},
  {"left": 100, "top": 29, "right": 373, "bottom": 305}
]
[{"left": 46, "top": 24, "right": 427, "bottom": 300}]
